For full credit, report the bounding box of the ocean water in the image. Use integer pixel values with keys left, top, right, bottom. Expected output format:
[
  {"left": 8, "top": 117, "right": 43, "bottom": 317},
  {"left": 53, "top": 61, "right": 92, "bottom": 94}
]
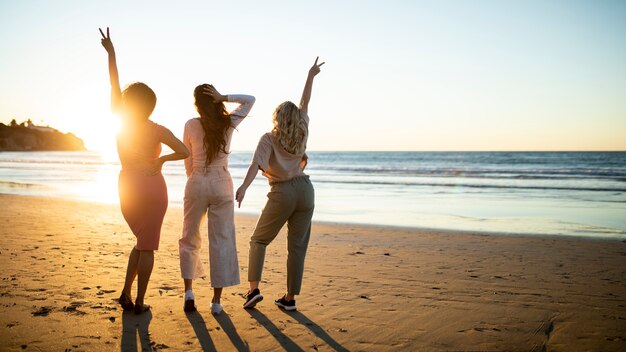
[{"left": 1, "top": 151, "right": 625, "bottom": 238}]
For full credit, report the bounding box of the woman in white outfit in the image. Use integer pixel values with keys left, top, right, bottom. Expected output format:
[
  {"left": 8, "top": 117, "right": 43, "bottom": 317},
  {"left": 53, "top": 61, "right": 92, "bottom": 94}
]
[{"left": 179, "top": 84, "right": 255, "bottom": 314}]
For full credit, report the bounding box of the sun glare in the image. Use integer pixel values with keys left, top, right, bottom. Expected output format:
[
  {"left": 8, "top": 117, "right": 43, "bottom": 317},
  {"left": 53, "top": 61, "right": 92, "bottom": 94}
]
[{"left": 79, "top": 114, "right": 121, "bottom": 160}]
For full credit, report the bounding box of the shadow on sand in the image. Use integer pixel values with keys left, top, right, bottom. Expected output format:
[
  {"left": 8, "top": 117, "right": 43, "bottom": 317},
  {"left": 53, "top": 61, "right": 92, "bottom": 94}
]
[
  {"left": 214, "top": 310, "right": 249, "bottom": 351},
  {"left": 121, "top": 310, "right": 153, "bottom": 351},
  {"left": 185, "top": 309, "right": 249, "bottom": 352},
  {"left": 185, "top": 310, "right": 216, "bottom": 351},
  {"left": 246, "top": 309, "right": 304, "bottom": 351},
  {"left": 182, "top": 307, "right": 347, "bottom": 352},
  {"left": 277, "top": 309, "right": 349, "bottom": 352}
]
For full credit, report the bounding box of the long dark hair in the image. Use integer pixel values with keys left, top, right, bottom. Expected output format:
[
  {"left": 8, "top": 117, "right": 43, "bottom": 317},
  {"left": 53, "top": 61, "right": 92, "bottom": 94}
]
[{"left": 194, "top": 84, "right": 230, "bottom": 166}]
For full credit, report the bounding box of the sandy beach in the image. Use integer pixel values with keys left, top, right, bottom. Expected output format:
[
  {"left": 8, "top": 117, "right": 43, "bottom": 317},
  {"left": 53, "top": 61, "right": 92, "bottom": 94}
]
[{"left": 1, "top": 194, "right": 625, "bottom": 351}]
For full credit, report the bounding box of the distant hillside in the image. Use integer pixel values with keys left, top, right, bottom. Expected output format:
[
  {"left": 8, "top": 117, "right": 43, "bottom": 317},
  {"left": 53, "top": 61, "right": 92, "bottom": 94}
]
[{"left": 0, "top": 119, "right": 86, "bottom": 151}]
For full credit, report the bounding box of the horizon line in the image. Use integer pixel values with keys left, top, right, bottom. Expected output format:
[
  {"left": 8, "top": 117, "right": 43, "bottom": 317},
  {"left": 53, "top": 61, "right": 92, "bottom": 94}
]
[{"left": 102, "top": 149, "right": 626, "bottom": 153}]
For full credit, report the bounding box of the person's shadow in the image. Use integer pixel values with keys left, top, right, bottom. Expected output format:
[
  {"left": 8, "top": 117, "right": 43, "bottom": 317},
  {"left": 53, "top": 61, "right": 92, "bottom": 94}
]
[
  {"left": 214, "top": 310, "right": 249, "bottom": 351},
  {"left": 277, "top": 309, "right": 349, "bottom": 352},
  {"left": 121, "top": 310, "right": 153, "bottom": 351},
  {"left": 245, "top": 309, "right": 304, "bottom": 351},
  {"left": 185, "top": 311, "right": 217, "bottom": 351}
]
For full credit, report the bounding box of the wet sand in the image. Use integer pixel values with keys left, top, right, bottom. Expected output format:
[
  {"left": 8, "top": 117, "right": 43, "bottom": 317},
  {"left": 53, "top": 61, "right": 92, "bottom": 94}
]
[{"left": 0, "top": 194, "right": 625, "bottom": 351}]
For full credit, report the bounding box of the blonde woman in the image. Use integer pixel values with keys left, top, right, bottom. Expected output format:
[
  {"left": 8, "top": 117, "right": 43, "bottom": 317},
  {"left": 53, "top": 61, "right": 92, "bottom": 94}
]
[
  {"left": 236, "top": 57, "right": 324, "bottom": 311},
  {"left": 179, "top": 84, "right": 255, "bottom": 314}
]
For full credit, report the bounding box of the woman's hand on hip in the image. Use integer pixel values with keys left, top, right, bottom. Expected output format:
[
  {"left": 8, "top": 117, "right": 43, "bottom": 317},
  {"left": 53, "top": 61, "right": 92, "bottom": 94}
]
[{"left": 145, "top": 159, "right": 164, "bottom": 176}]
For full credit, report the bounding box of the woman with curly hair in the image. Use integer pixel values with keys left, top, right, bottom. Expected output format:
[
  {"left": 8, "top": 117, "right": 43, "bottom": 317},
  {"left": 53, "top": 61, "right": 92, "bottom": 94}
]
[{"left": 236, "top": 57, "right": 324, "bottom": 311}]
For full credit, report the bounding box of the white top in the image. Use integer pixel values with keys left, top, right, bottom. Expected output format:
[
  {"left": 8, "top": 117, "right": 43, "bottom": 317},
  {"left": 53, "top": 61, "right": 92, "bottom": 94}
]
[{"left": 184, "top": 94, "right": 255, "bottom": 175}]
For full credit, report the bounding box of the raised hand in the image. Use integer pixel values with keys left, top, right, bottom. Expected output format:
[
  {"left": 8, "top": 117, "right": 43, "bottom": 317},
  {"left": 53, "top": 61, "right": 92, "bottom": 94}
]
[
  {"left": 308, "top": 56, "right": 325, "bottom": 77},
  {"left": 202, "top": 85, "right": 227, "bottom": 103},
  {"left": 99, "top": 27, "right": 114, "bottom": 54},
  {"left": 300, "top": 56, "right": 325, "bottom": 112},
  {"left": 100, "top": 26, "right": 122, "bottom": 113}
]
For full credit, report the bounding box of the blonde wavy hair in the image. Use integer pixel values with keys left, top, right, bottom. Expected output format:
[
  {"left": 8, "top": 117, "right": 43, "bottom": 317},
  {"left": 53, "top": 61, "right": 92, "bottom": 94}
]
[{"left": 271, "top": 101, "right": 308, "bottom": 154}]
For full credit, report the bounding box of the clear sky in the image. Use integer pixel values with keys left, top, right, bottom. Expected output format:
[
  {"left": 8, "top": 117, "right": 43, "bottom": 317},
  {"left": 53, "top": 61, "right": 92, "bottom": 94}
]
[{"left": 0, "top": 0, "right": 625, "bottom": 152}]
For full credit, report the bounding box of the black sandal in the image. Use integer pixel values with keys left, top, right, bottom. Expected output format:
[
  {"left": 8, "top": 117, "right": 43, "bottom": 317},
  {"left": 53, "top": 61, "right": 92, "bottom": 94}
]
[
  {"left": 134, "top": 303, "right": 151, "bottom": 315},
  {"left": 118, "top": 292, "right": 134, "bottom": 311}
]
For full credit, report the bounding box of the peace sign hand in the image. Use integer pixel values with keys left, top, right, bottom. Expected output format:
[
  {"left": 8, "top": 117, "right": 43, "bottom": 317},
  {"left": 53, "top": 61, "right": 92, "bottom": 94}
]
[
  {"left": 308, "top": 56, "right": 325, "bottom": 77},
  {"left": 99, "top": 27, "right": 115, "bottom": 54}
]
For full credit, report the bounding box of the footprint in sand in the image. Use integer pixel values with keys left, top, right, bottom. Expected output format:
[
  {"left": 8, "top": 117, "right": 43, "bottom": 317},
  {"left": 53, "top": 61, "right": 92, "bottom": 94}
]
[
  {"left": 96, "top": 289, "right": 116, "bottom": 296},
  {"left": 32, "top": 306, "right": 53, "bottom": 316}
]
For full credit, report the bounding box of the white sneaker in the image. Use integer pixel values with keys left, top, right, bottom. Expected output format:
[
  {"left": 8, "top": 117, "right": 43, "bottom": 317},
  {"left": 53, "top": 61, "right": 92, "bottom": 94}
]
[
  {"left": 211, "top": 303, "right": 223, "bottom": 315},
  {"left": 184, "top": 290, "right": 195, "bottom": 301}
]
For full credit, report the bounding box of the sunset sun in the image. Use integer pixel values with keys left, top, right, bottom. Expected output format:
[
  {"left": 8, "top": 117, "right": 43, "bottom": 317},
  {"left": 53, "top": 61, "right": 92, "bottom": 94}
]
[{"left": 76, "top": 114, "right": 121, "bottom": 158}]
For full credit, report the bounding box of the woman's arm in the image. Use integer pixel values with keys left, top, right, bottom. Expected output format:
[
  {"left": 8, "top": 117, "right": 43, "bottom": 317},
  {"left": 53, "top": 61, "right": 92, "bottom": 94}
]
[
  {"left": 99, "top": 27, "right": 122, "bottom": 114},
  {"left": 236, "top": 135, "right": 271, "bottom": 207},
  {"left": 227, "top": 95, "right": 256, "bottom": 118},
  {"left": 299, "top": 56, "right": 325, "bottom": 115},
  {"left": 202, "top": 86, "right": 256, "bottom": 118},
  {"left": 183, "top": 124, "right": 193, "bottom": 177},
  {"left": 146, "top": 129, "right": 190, "bottom": 176},
  {"left": 235, "top": 162, "right": 260, "bottom": 208},
  {"left": 160, "top": 129, "right": 190, "bottom": 163}
]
